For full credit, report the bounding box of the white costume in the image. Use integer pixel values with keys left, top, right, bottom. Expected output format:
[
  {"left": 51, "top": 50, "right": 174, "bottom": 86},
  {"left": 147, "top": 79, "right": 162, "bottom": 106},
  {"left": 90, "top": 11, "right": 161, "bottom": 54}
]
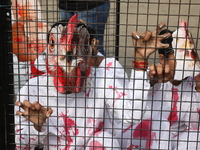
[
  {"left": 15, "top": 58, "right": 150, "bottom": 150},
  {"left": 13, "top": 53, "right": 46, "bottom": 93},
  {"left": 122, "top": 76, "right": 200, "bottom": 150}
]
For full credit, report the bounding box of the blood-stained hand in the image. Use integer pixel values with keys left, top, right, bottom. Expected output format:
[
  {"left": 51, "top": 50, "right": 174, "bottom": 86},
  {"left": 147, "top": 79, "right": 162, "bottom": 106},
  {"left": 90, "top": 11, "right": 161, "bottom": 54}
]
[
  {"left": 12, "top": 17, "right": 48, "bottom": 62},
  {"left": 15, "top": 100, "right": 53, "bottom": 132}
]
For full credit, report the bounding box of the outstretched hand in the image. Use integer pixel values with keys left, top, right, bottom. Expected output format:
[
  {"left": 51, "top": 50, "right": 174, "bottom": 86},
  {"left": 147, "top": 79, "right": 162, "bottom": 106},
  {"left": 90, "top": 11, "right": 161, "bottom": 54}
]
[
  {"left": 132, "top": 22, "right": 171, "bottom": 59},
  {"left": 16, "top": 100, "right": 53, "bottom": 132}
]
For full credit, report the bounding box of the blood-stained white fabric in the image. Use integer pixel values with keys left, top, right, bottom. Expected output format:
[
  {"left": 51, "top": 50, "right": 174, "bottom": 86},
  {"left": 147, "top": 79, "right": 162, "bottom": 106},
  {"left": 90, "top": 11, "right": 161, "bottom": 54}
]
[
  {"left": 13, "top": 53, "right": 46, "bottom": 93},
  {"left": 15, "top": 58, "right": 150, "bottom": 150},
  {"left": 122, "top": 77, "right": 200, "bottom": 150},
  {"left": 13, "top": 54, "right": 30, "bottom": 93}
]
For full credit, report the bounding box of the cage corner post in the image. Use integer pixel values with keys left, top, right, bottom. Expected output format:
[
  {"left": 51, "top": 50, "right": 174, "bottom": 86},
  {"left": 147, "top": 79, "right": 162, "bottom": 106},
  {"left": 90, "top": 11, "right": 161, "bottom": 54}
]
[
  {"left": 0, "top": 0, "right": 15, "bottom": 149},
  {"left": 115, "top": 0, "right": 120, "bottom": 60}
]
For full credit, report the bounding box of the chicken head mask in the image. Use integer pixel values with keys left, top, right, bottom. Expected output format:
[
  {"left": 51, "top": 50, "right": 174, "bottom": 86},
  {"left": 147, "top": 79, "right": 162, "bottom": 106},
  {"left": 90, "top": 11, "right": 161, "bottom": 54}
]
[
  {"left": 46, "top": 15, "right": 93, "bottom": 94},
  {"left": 172, "top": 19, "right": 200, "bottom": 80}
]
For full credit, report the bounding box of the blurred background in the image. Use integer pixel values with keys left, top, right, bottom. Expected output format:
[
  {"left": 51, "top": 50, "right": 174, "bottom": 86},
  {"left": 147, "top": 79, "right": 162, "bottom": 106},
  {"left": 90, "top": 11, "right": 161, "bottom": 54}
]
[{"left": 40, "top": 0, "right": 200, "bottom": 75}]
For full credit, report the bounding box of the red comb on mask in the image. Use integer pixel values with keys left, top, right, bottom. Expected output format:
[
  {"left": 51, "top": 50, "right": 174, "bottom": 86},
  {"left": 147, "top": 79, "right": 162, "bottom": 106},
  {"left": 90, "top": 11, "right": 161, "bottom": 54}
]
[{"left": 67, "top": 14, "right": 79, "bottom": 51}]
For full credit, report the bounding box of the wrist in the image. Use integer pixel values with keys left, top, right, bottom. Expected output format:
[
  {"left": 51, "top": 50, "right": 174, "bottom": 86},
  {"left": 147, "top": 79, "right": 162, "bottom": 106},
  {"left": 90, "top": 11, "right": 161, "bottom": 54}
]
[
  {"left": 34, "top": 124, "right": 42, "bottom": 132},
  {"left": 135, "top": 51, "right": 148, "bottom": 62},
  {"left": 132, "top": 60, "right": 148, "bottom": 71}
]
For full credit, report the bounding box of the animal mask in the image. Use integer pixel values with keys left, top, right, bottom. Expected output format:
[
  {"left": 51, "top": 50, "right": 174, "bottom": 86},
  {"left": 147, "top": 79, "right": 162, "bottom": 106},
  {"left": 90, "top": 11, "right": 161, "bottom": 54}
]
[
  {"left": 172, "top": 19, "right": 200, "bottom": 80},
  {"left": 46, "top": 15, "right": 93, "bottom": 94}
]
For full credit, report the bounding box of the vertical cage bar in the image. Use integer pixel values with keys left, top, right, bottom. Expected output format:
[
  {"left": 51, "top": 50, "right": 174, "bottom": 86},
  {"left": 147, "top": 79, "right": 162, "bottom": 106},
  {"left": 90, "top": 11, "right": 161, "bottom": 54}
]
[
  {"left": 115, "top": 0, "right": 120, "bottom": 60},
  {"left": 0, "top": 0, "right": 14, "bottom": 149}
]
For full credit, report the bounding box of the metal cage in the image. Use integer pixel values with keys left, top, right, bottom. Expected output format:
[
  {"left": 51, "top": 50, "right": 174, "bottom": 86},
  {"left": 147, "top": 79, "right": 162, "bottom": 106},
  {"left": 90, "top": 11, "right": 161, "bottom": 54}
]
[{"left": 1, "top": 0, "right": 200, "bottom": 149}]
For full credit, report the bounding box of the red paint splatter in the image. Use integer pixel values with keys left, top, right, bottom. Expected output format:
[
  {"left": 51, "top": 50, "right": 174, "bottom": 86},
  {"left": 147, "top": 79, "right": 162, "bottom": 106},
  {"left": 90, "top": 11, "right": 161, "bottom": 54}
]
[
  {"left": 30, "top": 61, "right": 45, "bottom": 78},
  {"left": 20, "top": 135, "right": 25, "bottom": 139},
  {"left": 133, "top": 119, "right": 154, "bottom": 149},
  {"left": 86, "top": 89, "right": 92, "bottom": 97},
  {"left": 133, "top": 120, "right": 151, "bottom": 139},
  {"left": 146, "top": 131, "right": 156, "bottom": 149},
  {"left": 38, "top": 22, "right": 44, "bottom": 29},
  {"left": 122, "top": 124, "right": 133, "bottom": 133},
  {"left": 168, "top": 88, "right": 179, "bottom": 126},
  {"left": 89, "top": 140, "right": 106, "bottom": 150},
  {"left": 87, "top": 120, "right": 104, "bottom": 136},
  {"left": 13, "top": 37, "right": 23, "bottom": 42},
  {"left": 16, "top": 142, "right": 33, "bottom": 150},
  {"left": 60, "top": 113, "right": 79, "bottom": 149},
  {"left": 17, "top": 22, "right": 24, "bottom": 26},
  {"left": 197, "top": 108, "right": 200, "bottom": 115},
  {"left": 108, "top": 86, "right": 127, "bottom": 106},
  {"left": 127, "top": 144, "right": 140, "bottom": 150},
  {"left": 94, "top": 121, "right": 104, "bottom": 134},
  {"left": 17, "top": 4, "right": 26, "bottom": 17},
  {"left": 106, "top": 62, "right": 113, "bottom": 70},
  {"left": 30, "top": 138, "right": 36, "bottom": 141},
  {"left": 16, "top": 128, "right": 23, "bottom": 133}
]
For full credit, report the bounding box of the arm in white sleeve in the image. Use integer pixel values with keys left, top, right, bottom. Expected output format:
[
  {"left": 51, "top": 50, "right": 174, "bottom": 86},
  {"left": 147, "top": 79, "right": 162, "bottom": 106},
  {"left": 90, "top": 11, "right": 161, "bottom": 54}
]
[
  {"left": 104, "top": 58, "right": 150, "bottom": 125},
  {"left": 34, "top": 50, "right": 47, "bottom": 73},
  {"left": 127, "top": 69, "right": 150, "bottom": 121},
  {"left": 15, "top": 83, "right": 48, "bottom": 150},
  {"left": 183, "top": 77, "right": 200, "bottom": 129}
]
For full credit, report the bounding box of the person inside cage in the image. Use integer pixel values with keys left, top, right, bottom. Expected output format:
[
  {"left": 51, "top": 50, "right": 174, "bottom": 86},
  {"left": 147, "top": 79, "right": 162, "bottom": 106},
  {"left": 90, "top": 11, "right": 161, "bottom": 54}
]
[
  {"left": 58, "top": 0, "right": 110, "bottom": 56},
  {"left": 14, "top": 14, "right": 171, "bottom": 150},
  {"left": 11, "top": 0, "right": 49, "bottom": 94},
  {"left": 121, "top": 20, "right": 200, "bottom": 150}
]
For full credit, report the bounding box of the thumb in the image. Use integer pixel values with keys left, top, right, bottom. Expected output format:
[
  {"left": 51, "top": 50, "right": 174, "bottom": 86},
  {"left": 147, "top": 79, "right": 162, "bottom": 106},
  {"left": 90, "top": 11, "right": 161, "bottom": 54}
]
[
  {"left": 163, "top": 64, "right": 171, "bottom": 82},
  {"left": 46, "top": 107, "right": 53, "bottom": 118},
  {"left": 149, "top": 64, "right": 156, "bottom": 79}
]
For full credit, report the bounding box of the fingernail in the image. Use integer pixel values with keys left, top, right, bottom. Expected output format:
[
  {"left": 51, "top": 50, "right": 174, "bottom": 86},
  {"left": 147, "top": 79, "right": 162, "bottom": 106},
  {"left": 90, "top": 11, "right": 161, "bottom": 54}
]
[
  {"left": 159, "top": 25, "right": 163, "bottom": 28},
  {"left": 135, "top": 35, "right": 140, "bottom": 39},
  {"left": 162, "top": 44, "right": 165, "bottom": 47},
  {"left": 163, "top": 35, "right": 168, "bottom": 38},
  {"left": 16, "top": 103, "right": 21, "bottom": 106}
]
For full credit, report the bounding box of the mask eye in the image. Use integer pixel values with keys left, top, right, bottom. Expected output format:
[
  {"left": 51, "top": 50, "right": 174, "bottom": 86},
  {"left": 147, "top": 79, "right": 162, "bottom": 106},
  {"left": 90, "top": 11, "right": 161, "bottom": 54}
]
[{"left": 49, "top": 36, "right": 55, "bottom": 52}]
